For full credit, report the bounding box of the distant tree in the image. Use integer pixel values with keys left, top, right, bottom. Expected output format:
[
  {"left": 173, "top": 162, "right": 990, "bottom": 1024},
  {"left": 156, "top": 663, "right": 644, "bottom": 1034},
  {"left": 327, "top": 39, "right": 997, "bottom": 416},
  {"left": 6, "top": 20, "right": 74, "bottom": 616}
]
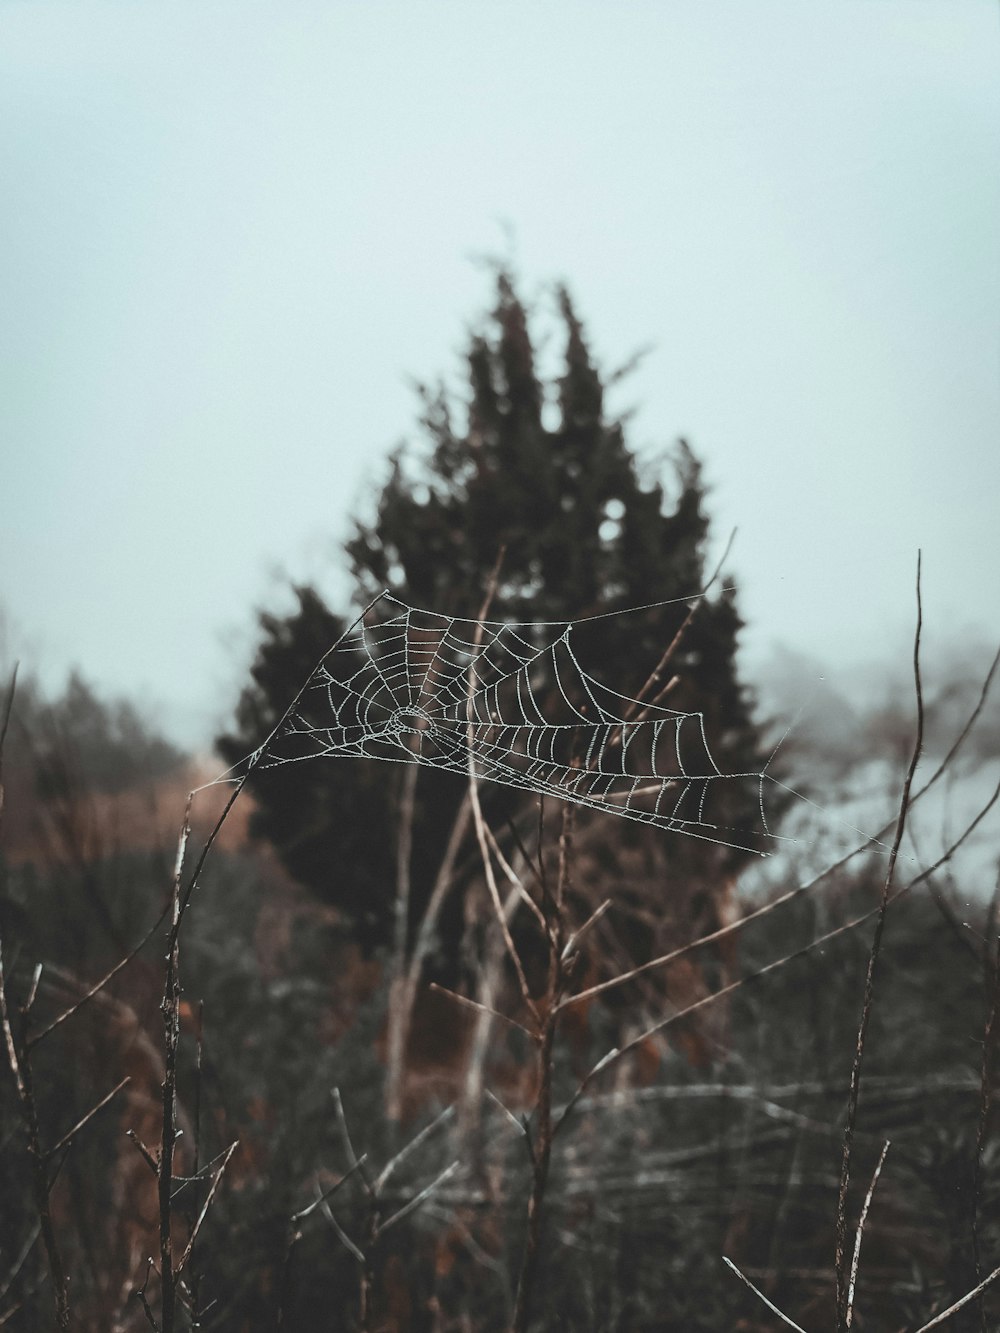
[
  {"left": 25, "top": 670, "right": 182, "bottom": 798},
  {"left": 218, "top": 271, "right": 772, "bottom": 976}
]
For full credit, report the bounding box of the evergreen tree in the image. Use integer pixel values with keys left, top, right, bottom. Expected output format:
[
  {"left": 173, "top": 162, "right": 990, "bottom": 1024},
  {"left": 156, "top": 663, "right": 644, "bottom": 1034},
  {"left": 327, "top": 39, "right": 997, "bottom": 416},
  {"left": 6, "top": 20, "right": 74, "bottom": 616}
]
[{"left": 218, "top": 272, "right": 771, "bottom": 973}]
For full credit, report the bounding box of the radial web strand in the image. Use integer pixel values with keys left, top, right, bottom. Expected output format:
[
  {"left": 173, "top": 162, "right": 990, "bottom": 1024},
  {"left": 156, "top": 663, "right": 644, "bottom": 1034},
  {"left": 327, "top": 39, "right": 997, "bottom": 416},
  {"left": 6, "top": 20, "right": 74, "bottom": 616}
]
[{"left": 226, "top": 591, "right": 785, "bottom": 856}]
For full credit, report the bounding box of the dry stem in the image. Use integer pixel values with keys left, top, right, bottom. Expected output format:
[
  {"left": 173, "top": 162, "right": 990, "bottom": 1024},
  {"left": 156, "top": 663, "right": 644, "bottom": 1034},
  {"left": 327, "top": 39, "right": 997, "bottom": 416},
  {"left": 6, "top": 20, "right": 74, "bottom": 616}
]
[{"left": 834, "top": 555, "right": 923, "bottom": 1331}]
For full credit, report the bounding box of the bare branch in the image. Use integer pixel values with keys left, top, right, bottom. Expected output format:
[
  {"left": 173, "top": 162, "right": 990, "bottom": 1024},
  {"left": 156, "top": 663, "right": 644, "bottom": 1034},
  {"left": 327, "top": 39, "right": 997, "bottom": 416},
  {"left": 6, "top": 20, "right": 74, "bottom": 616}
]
[
  {"left": 553, "top": 763, "right": 1000, "bottom": 1140},
  {"left": 486, "top": 1087, "right": 530, "bottom": 1138},
  {"left": 464, "top": 549, "right": 540, "bottom": 1027},
  {"left": 972, "top": 875, "right": 1000, "bottom": 1332},
  {"left": 176, "top": 1140, "right": 238, "bottom": 1275},
  {"left": 315, "top": 1184, "right": 366, "bottom": 1264},
  {"left": 468, "top": 755, "right": 540, "bottom": 1026},
  {"left": 0, "top": 1223, "right": 40, "bottom": 1305},
  {"left": 482, "top": 819, "right": 546, "bottom": 929},
  {"left": 0, "top": 666, "right": 17, "bottom": 823},
  {"left": 157, "top": 798, "right": 192, "bottom": 1333},
  {"left": 914, "top": 1260, "right": 1000, "bottom": 1331},
  {"left": 722, "top": 1256, "right": 810, "bottom": 1333},
  {"left": 171, "top": 1144, "right": 240, "bottom": 1201},
  {"left": 835, "top": 554, "right": 923, "bottom": 1331},
  {"left": 127, "top": 1129, "right": 159, "bottom": 1177},
  {"left": 385, "top": 746, "right": 420, "bottom": 1123},
  {"left": 562, "top": 899, "right": 612, "bottom": 961},
  {"left": 374, "top": 1106, "right": 455, "bottom": 1193},
  {"left": 376, "top": 1161, "right": 461, "bottom": 1237},
  {"left": 23, "top": 965, "right": 42, "bottom": 1015},
  {"left": 46, "top": 1076, "right": 130, "bottom": 1161},
  {"left": 330, "top": 1088, "right": 372, "bottom": 1194},
  {"left": 561, "top": 634, "right": 999, "bottom": 1016},
  {"left": 486, "top": 1088, "right": 535, "bottom": 1165},
  {"left": 132, "top": 1257, "right": 160, "bottom": 1331},
  {"left": 291, "top": 1156, "right": 368, "bottom": 1223},
  {"left": 0, "top": 918, "right": 71, "bottom": 1327},
  {"left": 29, "top": 905, "right": 170, "bottom": 1049},
  {"left": 617, "top": 528, "right": 736, "bottom": 734},
  {"left": 845, "top": 1140, "right": 890, "bottom": 1329},
  {"left": 430, "top": 983, "right": 537, "bottom": 1040}
]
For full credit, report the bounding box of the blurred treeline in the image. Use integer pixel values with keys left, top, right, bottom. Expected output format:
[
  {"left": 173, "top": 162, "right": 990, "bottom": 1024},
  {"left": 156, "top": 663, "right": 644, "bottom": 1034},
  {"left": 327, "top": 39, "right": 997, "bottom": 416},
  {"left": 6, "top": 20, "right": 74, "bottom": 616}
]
[{"left": 1, "top": 274, "right": 999, "bottom": 1332}]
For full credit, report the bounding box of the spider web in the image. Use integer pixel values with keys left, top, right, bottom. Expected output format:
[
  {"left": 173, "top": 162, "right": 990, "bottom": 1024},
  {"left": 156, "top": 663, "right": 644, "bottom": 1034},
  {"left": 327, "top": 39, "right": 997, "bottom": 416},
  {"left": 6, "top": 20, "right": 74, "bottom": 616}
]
[{"left": 230, "top": 591, "right": 784, "bottom": 855}]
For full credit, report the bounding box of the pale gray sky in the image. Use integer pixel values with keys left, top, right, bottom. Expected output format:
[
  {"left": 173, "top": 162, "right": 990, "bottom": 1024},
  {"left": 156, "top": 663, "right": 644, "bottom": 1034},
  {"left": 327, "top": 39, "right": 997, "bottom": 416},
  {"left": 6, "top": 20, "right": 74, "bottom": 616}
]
[{"left": 1, "top": 1, "right": 998, "bottom": 746}]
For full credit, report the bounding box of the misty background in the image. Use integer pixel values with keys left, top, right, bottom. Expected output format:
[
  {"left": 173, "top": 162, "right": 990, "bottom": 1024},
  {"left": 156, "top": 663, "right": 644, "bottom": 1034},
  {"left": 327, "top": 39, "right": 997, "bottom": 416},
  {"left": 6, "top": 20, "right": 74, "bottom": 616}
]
[{"left": 1, "top": 1, "right": 998, "bottom": 749}]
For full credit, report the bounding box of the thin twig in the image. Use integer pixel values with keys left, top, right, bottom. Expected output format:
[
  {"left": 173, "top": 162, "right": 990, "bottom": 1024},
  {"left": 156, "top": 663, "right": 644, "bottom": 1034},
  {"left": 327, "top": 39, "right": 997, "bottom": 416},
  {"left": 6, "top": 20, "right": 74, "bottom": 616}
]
[
  {"left": 560, "top": 637, "right": 999, "bottom": 1016},
  {"left": 485, "top": 1088, "right": 536, "bottom": 1163},
  {"left": 511, "top": 799, "right": 574, "bottom": 1333},
  {"left": 722, "top": 1256, "right": 810, "bottom": 1332},
  {"left": 132, "top": 1257, "right": 159, "bottom": 1331},
  {"left": 553, "top": 770, "right": 999, "bottom": 1140},
  {"left": 614, "top": 528, "right": 736, "bottom": 737},
  {"left": 292, "top": 1156, "right": 369, "bottom": 1223},
  {"left": 374, "top": 1106, "right": 455, "bottom": 1193},
  {"left": 23, "top": 965, "right": 42, "bottom": 1014},
  {"left": 845, "top": 1140, "right": 890, "bottom": 1328},
  {"left": 29, "top": 905, "right": 171, "bottom": 1049},
  {"left": 913, "top": 1259, "right": 1000, "bottom": 1331},
  {"left": 482, "top": 821, "right": 547, "bottom": 929},
  {"left": 0, "top": 667, "right": 71, "bottom": 1331},
  {"left": 276, "top": 1157, "right": 369, "bottom": 1330},
  {"left": 315, "top": 1185, "right": 365, "bottom": 1264},
  {"left": 127, "top": 1130, "right": 159, "bottom": 1177},
  {"left": 0, "top": 1223, "right": 40, "bottom": 1305},
  {"left": 157, "top": 800, "right": 192, "bottom": 1333},
  {"left": 835, "top": 555, "right": 923, "bottom": 1332},
  {"left": 464, "top": 548, "right": 540, "bottom": 1026},
  {"left": 45, "top": 1076, "right": 130, "bottom": 1160},
  {"left": 430, "top": 983, "right": 538, "bottom": 1040},
  {"left": 562, "top": 899, "right": 612, "bottom": 962},
  {"left": 176, "top": 1140, "right": 238, "bottom": 1274},
  {"left": 972, "top": 875, "right": 1000, "bottom": 1333},
  {"left": 330, "top": 1087, "right": 372, "bottom": 1193},
  {"left": 171, "top": 1144, "right": 237, "bottom": 1200},
  {"left": 376, "top": 1161, "right": 461, "bottom": 1236},
  {"left": 386, "top": 746, "right": 420, "bottom": 1124}
]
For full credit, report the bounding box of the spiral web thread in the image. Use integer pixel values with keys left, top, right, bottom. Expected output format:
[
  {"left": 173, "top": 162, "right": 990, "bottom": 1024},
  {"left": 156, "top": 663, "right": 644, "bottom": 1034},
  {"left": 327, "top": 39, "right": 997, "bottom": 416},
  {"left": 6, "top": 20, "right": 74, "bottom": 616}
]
[{"left": 228, "top": 592, "right": 785, "bottom": 855}]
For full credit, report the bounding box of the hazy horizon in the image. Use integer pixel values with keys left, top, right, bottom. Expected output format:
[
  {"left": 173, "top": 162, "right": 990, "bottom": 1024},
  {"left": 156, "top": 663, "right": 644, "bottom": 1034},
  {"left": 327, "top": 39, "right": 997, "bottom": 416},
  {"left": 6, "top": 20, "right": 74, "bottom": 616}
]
[{"left": 2, "top": 1, "right": 997, "bottom": 747}]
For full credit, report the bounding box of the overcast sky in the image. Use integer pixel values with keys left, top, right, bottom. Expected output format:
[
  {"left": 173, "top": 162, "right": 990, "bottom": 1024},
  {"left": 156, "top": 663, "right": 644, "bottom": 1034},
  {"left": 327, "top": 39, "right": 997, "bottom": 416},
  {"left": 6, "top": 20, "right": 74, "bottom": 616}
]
[{"left": 1, "top": 1, "right": 997, "bottom": 747}]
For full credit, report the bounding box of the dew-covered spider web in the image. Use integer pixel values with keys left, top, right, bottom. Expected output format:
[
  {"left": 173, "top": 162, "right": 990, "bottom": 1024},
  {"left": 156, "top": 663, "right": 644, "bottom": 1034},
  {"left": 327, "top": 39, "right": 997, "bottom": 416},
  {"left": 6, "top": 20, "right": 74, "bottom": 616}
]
[{"left": 223, "top": 591, "right": 791, "bottom": 856}]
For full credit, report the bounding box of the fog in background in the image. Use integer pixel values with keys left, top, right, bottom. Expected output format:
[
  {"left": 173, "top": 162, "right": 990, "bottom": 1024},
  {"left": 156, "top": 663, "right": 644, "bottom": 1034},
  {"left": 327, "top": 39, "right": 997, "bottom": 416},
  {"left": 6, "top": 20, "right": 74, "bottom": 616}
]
[{"left": 1, "top": 1, "right": 997, "bottom": 747}]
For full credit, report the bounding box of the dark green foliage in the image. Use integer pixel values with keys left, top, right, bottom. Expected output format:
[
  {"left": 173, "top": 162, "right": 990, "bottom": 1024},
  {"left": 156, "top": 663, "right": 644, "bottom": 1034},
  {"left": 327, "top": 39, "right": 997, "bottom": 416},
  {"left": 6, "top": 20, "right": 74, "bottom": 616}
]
[
  {"left": 220, "top": 272, "right": 771, "bottom": 959},
  {"left": 215, "top": 588, "right": 407, "bottom": 951}
]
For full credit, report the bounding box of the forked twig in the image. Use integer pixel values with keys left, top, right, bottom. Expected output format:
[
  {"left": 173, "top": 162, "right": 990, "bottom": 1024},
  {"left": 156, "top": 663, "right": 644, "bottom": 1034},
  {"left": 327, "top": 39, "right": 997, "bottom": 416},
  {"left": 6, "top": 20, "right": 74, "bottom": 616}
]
[
  {"left": 322, "top": 1093, "right": 460, "bottom": 1332},
  {"left": 176, "top": 1140, "right": 238, "bottom": 1275},
  {"left": 277, "top": 1161, "right": 371, "bottom": 1326}
]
